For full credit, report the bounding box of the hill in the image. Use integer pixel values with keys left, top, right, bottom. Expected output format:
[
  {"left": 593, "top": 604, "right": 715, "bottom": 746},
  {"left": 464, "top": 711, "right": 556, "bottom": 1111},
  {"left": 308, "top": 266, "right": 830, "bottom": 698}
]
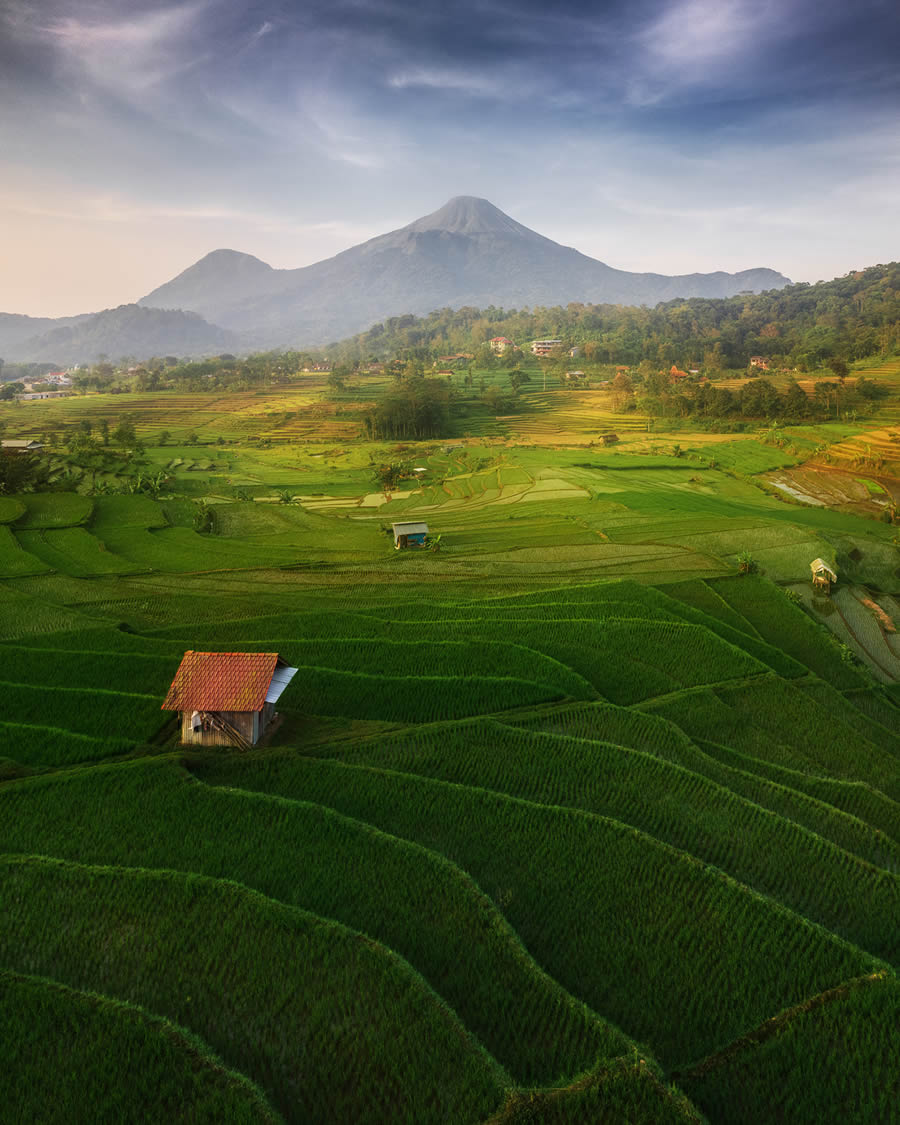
[
  {"left": 139, "top": 196, "right": 790, "bottom": 346},
  {"left": 1, "top": 304, "right": 237, "bottom": 366},
  {"left": 0, "top": 312, "right": 91, "bottom": 361},
  {"left": 325, "top": 261, "right": 900, "bottom": 370}
]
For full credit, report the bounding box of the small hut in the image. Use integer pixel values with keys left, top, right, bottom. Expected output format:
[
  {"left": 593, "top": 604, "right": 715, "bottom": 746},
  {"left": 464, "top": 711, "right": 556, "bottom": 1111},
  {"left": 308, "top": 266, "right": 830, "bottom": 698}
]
[
  {"left": 162, "top": 651, "right": 298, "bottom": 749},
  {"left": 810, "top": 558, "right": 837, "bottom": 594},
  {"left": 392, "top": 521, "right": 429, "bottom": 549},
  {"left": 1, "top": 439, "right": 44, "bottom": 453}
]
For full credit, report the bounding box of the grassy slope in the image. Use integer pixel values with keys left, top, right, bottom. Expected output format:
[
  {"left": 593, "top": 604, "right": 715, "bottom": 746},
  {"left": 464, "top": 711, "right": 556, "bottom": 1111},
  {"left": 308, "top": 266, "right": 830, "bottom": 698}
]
[
  {"left": 181, "top": 754, "right": 885, "bottom": 1068},
  {"left": 679, "top": 973, "right": 900, "bottom": 1125},
  {"left": 0, "top": 760, "right": 627, "bottom": 1088},
  {"left": 0, "top": 970, "right": 282, "bottom": 1125},
  {"left": 235, "top": 720, "right": 900, "bottom": 945},
  {"left": 0, "top": 856, "right": 506, "bottom": 1125}
]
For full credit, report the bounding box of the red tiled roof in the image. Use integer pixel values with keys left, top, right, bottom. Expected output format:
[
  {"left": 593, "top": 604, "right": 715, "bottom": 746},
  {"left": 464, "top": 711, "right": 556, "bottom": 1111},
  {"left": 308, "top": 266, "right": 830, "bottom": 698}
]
[{"left": 161, "top": 651, "right": 279, "bottom": 712}]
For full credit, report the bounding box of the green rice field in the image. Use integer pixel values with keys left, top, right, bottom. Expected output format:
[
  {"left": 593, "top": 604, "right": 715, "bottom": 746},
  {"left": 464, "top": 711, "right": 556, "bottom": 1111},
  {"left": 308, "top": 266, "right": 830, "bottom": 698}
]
[{"left": 1, "top": 385, "right": 899, "bottom": 1122}]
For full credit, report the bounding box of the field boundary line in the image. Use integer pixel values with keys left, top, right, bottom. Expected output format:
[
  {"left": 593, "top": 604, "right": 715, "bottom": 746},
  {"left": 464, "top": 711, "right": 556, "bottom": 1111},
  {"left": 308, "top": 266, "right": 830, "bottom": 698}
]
[
  {"left": 0, "top": 678, "right": 160, "bottom": 701},
  {"left": 633, "top": 670, "right": 774, "bottom": 709},
  {"left": 481, "top": 1052, "right": 705, "bottom": 1124},
  {"left": 671, "top": 971, "right": 893, "bottom": 1080}
]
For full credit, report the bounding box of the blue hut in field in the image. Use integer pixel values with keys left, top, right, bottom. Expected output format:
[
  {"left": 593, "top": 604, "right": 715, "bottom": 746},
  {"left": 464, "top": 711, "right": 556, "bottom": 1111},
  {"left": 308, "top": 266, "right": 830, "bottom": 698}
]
[{"left": 392, "top": 521, "right": 429, "bottom": 549}]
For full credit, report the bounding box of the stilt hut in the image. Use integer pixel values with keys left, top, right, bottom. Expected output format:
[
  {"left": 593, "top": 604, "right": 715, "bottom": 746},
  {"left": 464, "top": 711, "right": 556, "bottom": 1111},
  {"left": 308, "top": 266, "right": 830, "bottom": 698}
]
[
  {"left": 810, "top": 558, "right": 837, "bottom": 594},
  {"left": 392, "top": 521, "right": 429, "bottom": 549},
  {"left": 162, "top": 651, "right": 298, "bottom": 749}
]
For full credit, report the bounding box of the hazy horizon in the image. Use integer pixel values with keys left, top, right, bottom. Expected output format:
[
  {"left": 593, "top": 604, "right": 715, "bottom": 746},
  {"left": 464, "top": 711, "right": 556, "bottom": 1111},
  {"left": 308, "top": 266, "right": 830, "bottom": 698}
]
[{"left": 2, "top": 0, "right": 899, "bottom": 319}]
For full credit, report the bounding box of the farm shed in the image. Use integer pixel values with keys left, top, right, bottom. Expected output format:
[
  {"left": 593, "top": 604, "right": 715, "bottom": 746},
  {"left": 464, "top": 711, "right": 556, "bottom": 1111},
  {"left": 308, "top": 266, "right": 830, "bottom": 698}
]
[
  {"left": 810, "top": 558, "right": 837, "bottom": 593},
  {"left": 1, "top": 439, "right": 44, "bottom": 453},
  {"left": 392, "top": 521, "right": 429, "bottom": 549},
  {"left": 161, "top": 651, "right": 298, "bottom": 749}
]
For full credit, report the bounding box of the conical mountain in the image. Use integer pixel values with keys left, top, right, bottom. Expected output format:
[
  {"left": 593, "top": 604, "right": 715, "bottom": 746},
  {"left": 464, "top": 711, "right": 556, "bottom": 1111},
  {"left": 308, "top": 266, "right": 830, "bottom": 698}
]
[
  {"left": 403, "top": 196, "right": 542, "bottom": 237},
  {"left": 139, "top": 196, "right": 790, "bottom": 347}
]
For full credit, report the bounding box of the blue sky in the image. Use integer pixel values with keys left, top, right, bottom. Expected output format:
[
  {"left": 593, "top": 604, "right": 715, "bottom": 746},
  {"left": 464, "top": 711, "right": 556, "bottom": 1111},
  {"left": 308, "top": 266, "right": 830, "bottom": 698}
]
[{"left": 2, "top": 0, "right": 898, "bottom": 316}]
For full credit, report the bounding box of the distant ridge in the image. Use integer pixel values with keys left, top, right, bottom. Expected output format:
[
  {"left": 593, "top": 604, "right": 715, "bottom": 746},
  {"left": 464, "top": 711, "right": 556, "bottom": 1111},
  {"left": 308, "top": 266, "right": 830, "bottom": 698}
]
[
  {"left": 139, "top": 196, "right": 790, "bottom": 348},
  {"left": 0, "top": 304, "right": 236, "bottom": 366}
]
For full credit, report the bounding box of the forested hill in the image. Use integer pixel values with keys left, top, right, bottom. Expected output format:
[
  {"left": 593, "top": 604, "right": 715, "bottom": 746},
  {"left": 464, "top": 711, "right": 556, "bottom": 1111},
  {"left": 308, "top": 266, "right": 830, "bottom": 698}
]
[
  {"left": 2, "top": 304, "right": 237, "bottom": 366},
  {"left": 327, "top": 262, "right": 900, "bottom": 369}
]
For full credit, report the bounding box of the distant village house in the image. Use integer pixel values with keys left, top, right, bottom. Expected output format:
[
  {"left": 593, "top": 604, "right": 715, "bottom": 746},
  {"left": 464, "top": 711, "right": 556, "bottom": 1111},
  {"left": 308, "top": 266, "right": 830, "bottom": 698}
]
[
  {"left": 749, "top": 356, "right": 771, "bottom": 370},
  {"left": 162, "top": 651, "right": 298, "bottom": 749},
  {"left": 490, "top": 336, "right": 514, "bottom": 354},
  {"left": 19, "top": 390, "right": 71, "bottom": 401},
  {"left": 24, "top": 372, "right": 72, "bottom": 391},
  {"left": 531, "top": 339, "right": 563, "bottom": 357}
]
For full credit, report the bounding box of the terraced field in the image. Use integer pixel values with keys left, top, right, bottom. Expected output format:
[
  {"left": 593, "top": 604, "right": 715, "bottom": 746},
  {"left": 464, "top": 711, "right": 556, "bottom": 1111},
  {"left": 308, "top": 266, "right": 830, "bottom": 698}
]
[
  {"left": 2, "top": 368, "right": 900, "bottom": 1122},
  {"left": 1, "top": 519, "right": 899, "bottom": 1123}
]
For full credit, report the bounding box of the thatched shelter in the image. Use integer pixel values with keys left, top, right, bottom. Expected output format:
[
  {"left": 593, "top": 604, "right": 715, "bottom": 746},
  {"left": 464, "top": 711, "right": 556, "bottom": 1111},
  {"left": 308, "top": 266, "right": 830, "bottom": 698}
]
[{"left": 810, "top": 558, "right": 837, "bottom": 594}]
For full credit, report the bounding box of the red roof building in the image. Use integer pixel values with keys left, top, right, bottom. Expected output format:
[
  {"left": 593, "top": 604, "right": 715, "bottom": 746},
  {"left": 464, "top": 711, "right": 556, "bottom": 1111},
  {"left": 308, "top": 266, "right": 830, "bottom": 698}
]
[{"left": 162, "top": 651, "right": 298, "bottom": 748}]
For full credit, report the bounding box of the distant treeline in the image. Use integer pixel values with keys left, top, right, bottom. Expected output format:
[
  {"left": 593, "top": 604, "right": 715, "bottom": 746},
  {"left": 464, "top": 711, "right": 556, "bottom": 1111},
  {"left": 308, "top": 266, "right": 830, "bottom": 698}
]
[
  {"left": 325, "top": 263, "right": 900, "bottom": 370},
  {"left": 634, "top": 372, "right": 887, "bottom": 426},
  {"left": 59, "top": 351, "right": 321, "bottom": 394}
]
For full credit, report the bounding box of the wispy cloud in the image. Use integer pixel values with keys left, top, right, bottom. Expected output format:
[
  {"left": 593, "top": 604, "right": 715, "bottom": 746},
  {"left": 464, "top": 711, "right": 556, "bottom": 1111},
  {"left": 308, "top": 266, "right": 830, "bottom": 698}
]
[
  {"left": 39, "top": 2, "right": 214, "bottom": 94},
  {"left": 250, "top": 20, "right": 273, "bottom": 44},
  {"left": 623, "top": 0, "right": 792, "bottom": 106},
  {"left": 639, "top": 0, "right": 775, "bottom": 68},
  {"left": 1, "top": 185, "right": 377, "bottom": 240},
  {"left": 387, "top": 67, "right": 508, "bottom": 98}
]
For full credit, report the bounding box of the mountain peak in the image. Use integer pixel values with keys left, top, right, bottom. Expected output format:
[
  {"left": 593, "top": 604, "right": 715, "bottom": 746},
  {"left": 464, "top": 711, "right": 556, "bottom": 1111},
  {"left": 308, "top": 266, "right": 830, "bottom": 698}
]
[
  {"left": 190, "top": 249, "right": 273, "bottom": 274},
  {"left": 404, "top": 196, "right": 537, "bottom": 238}
]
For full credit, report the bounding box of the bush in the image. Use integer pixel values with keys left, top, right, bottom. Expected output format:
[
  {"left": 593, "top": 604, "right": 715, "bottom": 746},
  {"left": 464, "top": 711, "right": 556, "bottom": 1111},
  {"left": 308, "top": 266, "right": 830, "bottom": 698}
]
[{"left": 737, "top": 551, "right": 759, "bottom": 576}]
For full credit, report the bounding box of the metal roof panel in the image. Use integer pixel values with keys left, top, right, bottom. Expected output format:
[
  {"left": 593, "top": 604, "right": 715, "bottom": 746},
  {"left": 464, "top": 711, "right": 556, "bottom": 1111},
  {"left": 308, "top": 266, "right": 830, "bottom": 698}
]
[
  {"left": 392, "top": 522, "right": 429, "bottom": 534},
  {"left": 266, "top": 664, "right": 298, "bottom": 704}
]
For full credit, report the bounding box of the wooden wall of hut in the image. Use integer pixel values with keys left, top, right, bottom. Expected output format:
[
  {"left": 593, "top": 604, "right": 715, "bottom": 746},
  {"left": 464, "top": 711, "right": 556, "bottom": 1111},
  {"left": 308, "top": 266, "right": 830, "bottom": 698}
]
[{"left": 180, "top": 709, "right": 258, "bottom": 748}]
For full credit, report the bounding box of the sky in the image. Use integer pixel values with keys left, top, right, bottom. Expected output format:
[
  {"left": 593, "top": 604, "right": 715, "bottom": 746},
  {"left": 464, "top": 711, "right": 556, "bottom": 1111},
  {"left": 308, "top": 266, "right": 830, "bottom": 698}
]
[{"left": 1, "top": 0, "right": 899, "bottom": 317}]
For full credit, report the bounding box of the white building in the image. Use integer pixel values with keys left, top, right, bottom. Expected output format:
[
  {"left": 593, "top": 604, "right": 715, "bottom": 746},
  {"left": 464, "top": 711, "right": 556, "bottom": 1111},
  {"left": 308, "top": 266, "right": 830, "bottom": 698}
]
[{"left": 531, "top": 339, "right": 563, "bottom": 356}]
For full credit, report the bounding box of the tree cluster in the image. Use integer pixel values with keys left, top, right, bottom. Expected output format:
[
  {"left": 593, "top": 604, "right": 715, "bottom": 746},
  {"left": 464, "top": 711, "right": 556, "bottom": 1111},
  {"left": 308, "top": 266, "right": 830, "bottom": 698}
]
[
  {"left": 0, "top": 452, "right": 49, "bottom": 494},
  {"left": 635, "top": 375, "right": 887, "bottom": 424},
  {"left": 363, "top": 378, "right": 452, "bottom": 440}
]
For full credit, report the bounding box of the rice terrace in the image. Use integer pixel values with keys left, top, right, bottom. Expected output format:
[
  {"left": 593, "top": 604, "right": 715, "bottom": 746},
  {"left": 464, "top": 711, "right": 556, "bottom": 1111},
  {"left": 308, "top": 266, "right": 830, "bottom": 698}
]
[{"left": 2, "top": 285, "right": 900, "bottom": 1123}]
